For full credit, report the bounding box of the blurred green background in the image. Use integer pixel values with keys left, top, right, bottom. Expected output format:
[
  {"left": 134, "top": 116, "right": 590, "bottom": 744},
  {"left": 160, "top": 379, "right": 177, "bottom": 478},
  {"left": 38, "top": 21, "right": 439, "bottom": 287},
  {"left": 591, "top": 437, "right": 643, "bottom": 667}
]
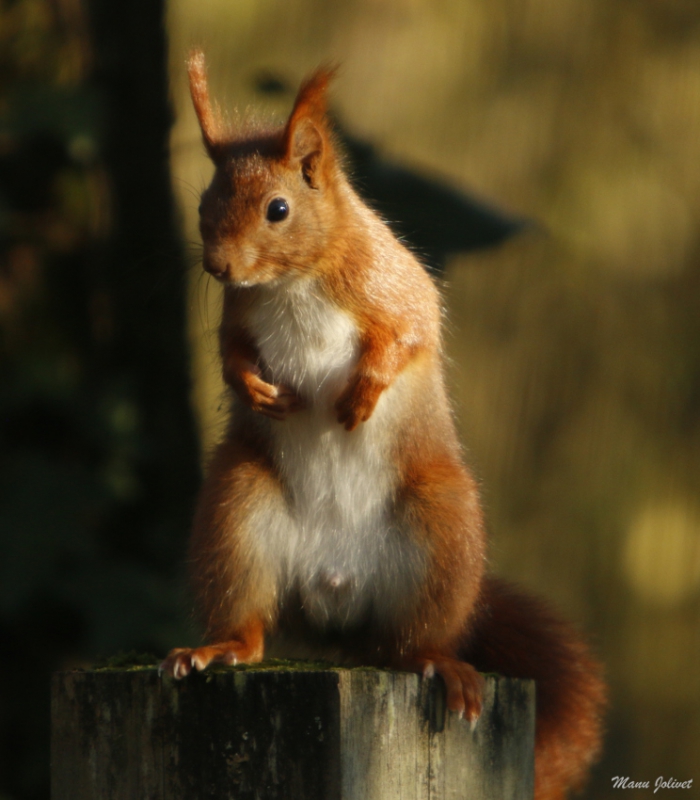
[{"left": 1, "top": 0, "right": 700, "bottom": 798}]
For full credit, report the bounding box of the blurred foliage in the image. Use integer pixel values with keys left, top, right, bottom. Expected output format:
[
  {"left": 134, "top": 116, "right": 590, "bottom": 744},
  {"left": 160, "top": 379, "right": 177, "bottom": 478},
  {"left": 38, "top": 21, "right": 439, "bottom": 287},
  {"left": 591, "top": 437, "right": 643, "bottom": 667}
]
[{"left": 0, "top": 0, "right": 199, "bottom": 797}]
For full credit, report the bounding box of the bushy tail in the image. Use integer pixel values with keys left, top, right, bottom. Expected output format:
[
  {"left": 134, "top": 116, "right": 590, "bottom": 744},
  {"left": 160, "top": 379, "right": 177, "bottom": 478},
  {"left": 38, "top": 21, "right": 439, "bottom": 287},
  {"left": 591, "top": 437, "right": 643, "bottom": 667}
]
[{"left": 460, "top": 576, "right": 607, "bottom": 800}]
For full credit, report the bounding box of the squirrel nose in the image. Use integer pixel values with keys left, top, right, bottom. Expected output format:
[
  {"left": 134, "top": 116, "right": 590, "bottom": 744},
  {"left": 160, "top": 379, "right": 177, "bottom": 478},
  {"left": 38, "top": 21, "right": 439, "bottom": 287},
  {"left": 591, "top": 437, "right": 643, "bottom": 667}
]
[{"left": 203, "top": 258, "right": 228, "bottom": 279}]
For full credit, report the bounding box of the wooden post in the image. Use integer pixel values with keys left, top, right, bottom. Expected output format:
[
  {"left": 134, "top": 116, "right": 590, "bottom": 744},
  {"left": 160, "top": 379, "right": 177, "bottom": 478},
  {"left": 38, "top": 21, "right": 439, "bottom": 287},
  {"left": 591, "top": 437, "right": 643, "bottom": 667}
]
[{"left": 51, "top": 664, "right": 535, "bottom": 800}]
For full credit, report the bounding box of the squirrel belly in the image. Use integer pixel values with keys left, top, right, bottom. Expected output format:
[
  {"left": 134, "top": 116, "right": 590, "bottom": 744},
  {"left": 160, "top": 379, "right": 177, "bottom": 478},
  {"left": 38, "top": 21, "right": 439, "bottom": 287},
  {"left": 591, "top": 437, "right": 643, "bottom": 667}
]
[{"left": 235, "top": 276, "right": 431, "bottom": 637}]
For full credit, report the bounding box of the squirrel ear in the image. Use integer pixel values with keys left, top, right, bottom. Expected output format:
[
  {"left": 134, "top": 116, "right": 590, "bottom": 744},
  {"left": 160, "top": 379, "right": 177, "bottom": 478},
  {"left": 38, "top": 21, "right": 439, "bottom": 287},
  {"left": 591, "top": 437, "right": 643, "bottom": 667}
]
[
  {"left": 283, "top": 67, "right": 337, "bottom": 188},
  {"left": 188, "top": 50, "right": 224, "bottom": 160}
]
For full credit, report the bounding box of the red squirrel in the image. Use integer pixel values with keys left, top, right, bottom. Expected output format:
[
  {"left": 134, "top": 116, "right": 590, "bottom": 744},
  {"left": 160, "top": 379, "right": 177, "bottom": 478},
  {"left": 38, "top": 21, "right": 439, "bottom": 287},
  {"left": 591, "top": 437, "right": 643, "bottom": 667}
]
[{"left": 161, "top": 52, "right": 606, "bottom": 800}]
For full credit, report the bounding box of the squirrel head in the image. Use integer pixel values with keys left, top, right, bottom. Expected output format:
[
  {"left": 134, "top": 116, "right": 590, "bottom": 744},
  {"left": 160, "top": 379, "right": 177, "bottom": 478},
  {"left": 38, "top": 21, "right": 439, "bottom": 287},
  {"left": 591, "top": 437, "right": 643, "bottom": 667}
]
[{"left": 188, "top": 51, "right": 342, "bottom": 287}]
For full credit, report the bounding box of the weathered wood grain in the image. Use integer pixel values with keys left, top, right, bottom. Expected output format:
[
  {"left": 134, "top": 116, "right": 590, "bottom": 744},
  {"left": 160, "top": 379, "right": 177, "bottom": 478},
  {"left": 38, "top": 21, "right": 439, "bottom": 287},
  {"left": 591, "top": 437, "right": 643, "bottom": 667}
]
[{"left": 51, "top": 665, "right": 535, "bottom": 800}]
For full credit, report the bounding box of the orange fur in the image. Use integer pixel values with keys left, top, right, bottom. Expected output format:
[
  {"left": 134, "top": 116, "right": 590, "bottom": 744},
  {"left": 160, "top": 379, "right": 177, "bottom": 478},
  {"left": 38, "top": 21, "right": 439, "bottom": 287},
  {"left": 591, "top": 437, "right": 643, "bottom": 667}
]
[
  {"left": 462, "top": 578, "right": 607, "bottom": 799},
  {"left": 163, "top": 52, "right": 606, "bottom": 798}
]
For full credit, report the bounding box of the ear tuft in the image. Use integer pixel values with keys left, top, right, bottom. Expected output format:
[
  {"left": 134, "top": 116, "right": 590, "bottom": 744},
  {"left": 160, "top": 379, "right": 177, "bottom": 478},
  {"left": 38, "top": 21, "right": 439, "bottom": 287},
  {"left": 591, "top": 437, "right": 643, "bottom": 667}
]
[
  {"left": 188, "top": 49, "right": 223, "bottom": 159},
  {"left": 289, "top": 67, "right": 337, "bottom": 125},
  {"left": 283, "top": 66, "right": 338, "bottom": 187}
]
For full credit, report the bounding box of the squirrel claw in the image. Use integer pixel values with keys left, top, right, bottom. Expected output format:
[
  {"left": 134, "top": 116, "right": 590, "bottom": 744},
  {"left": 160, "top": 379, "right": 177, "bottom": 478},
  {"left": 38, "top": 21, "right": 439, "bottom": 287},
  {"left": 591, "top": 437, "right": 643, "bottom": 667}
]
[{"left": 159, "top": 650, "right": 193, "bottom": 679}]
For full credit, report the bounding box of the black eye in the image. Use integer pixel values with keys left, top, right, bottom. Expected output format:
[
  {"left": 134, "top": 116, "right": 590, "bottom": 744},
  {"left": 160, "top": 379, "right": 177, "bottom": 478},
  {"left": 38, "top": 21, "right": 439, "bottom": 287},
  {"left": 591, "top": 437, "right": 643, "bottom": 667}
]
[{"left": 266, "top": 197, "right": 289, "bottom": 222}]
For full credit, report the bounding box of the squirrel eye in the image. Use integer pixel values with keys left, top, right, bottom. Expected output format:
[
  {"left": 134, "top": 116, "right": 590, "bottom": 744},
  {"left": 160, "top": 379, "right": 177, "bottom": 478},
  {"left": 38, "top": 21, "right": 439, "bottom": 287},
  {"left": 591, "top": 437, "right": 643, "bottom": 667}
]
[{"left": 266, "top": 197, "right": 289, "bottom": 222}]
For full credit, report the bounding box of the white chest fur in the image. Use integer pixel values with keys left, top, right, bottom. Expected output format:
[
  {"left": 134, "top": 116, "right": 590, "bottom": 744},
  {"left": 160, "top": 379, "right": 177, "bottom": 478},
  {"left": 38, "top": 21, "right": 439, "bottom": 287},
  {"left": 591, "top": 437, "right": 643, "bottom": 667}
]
[
  {"left": 248, "top": 279, "right": 358, "bottom": 404},
  {"left": 245, "top": 280, "right": 424, "bottom": 631}
]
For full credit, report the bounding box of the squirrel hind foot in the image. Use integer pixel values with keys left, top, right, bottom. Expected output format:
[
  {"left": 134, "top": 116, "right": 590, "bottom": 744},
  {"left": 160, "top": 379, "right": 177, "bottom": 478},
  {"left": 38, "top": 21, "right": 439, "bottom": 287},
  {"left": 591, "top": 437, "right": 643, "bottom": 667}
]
[
  {"left": 160, "top": 639, "right": 264, "bottom": 679},
  {"left": 407, "top": 654, "right": 485, "bottom": 723}
]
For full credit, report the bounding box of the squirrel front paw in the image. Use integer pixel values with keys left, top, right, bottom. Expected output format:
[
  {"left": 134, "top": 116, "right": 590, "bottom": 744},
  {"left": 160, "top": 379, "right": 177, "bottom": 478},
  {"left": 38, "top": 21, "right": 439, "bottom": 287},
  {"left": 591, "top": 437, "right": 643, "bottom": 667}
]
[
  {"left": 335, "top": 374, "right": 386, "bottom": 431},
  {"left": 229, "top": 363, "right": 305, "bottom": 421},
  {"left": 244, "top": 374, "right": 304, "bottom": 420}
]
